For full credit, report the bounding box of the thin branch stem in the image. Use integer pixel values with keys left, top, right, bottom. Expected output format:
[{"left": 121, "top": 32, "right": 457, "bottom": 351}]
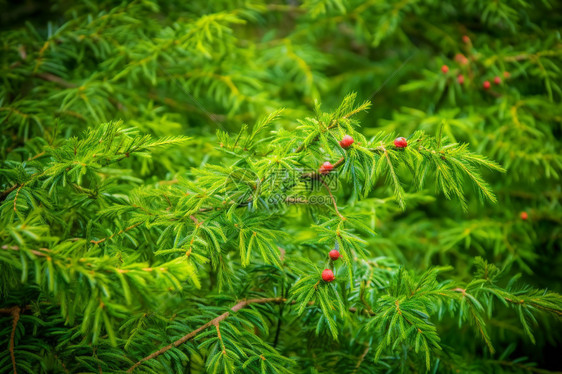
[
  {"left": 13, "top": 184, "right": 23, "bottom": 212},
  {"left": 90, "top": 222, "right": 143, "bottom": 245},
  {"left": 34, "top": 73, "right": 76, "bottom": 88},
  {"left": 127, "top": 297, "right": 284, "bottom": 373},
  {"left": 0, "top": 184, "right": 18, "bottom": 202},
  {"left": 214, "top": 322, "right": 226, "bottom": 354},
  {"left": 321, "top": 178, "right": 345, "bottom": 220},
  {"left": 9, "top": 306, "right": 21, "bottom": 374},
  {"left": 353, "top": 345, "right": 370, "bottom": 373},
  {"left": 301, "top": 156, "right": 345, "bottom": 179}
]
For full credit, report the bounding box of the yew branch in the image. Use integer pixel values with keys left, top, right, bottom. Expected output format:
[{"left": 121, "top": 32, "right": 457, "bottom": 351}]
[{"left": 127, "top": 297, "right": 284, "bottom": 373}]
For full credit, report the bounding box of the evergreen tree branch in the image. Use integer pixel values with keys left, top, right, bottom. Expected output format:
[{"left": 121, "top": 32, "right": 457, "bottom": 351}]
[
  {"left": 127, "top": 297, "right": 285, "bottom": 373},
  {"left": 128, "top": 297, "right": 375, "bottom": 372}
]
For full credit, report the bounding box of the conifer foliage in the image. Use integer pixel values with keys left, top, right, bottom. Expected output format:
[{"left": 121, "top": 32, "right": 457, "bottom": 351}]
[{"left": 1, "top": 1, "right": 561, "bottom": 373}]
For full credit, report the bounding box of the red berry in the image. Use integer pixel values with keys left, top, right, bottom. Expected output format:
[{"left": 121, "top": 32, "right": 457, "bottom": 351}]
[
  {"left": 503, "top": 71, "right": 511, "bottom": 78},
  {"left": 457, "top": 74, "right": 464, "bottom": 84},
  {"left": 339, "top": 135, "right": 354, "bottom": 149},
  {"left": 462, "top": 35, "right": 470, "bottom": 44},
  {"left": 322, "top": 269, "right": 335, "bottom": 282},
  {"left": 494, "top": 76, "right": 501, "bottom": 85},
  {"left": 329, "top": 250, "right": 341, "bottom": 261},
  {"left": 441, "top": 65, "right": 449, "bottom": 73},
  {"left": 319, "top": 161, "right": 334, "bottom": 174},
  {"left": 394, "top": 137, "right": 408, "bottom": 148},
  {"left": 483, "top": 81, "right": 491, "bottom": 90},
  {"left": 454, "top": 53, "right": 468, "bottom": 65},
  {"left": 520, "top": 211, "right": 528, "bottom": 220}
]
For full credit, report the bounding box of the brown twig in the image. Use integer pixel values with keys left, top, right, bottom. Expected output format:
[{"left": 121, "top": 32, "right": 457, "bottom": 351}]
[
  {"left": 320, "top": 178, "right": 345, "bottom": 220},
  {"left": 90, "top": 222, "right": 143, "bottom": 245},
  {"left": 0, "top": 184, "right": 18, "bottom": 202},
  {"left": 9, "top": 306, "right": 21, "bottom": 374},
  {"left": 452, "top": 287, "right": 467, "bottom": 296},
  {"left": 353, "top": 345, "right": 370, "bottom": 373},
  {"left": 2, "top": 245, "right": 49, "bottom": 257},
  {"left": 301, "top": 156, "right": 345, "bottom": 179},
  {"left": 13, "top": 184, "right": 23, "bottom": 212},
  {"left": 214, "top": 322, "right": 226, "bottom": 354},
  {"left": 127, "top": 297, "right": 285, "bottom": 373},
  {"left": 348, "top": 307, "right": 375, "bottom": 316},
  {"left": 34, "top": 73, "right": 76, "bottom": 88},
  {"left": 28, "top": 151, "right": 46, "bottom": 161}
]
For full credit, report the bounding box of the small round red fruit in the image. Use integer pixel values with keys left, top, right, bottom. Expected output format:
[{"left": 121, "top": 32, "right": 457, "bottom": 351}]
[
  {"left": 322, "top": 269, "right": 335, "bottom": 282},
  {"left": 454, "top": 53, "right": 468, "bottom": 65},
  {"left": 493, "top": 76, "right": 501, "bottom": 85},
  {"left": 441, "top": 65, "right": 449, "bottom": 73},
  {"left": 339, "top": 135, "right": 354, "bottom": 149},
  {"left": 503, "top": 71, "right": 511, "bottom": 78},
  {"left": 483, "top": 81, "right": 491, "bottom": 90},
  {"left": 457, "top": 74, "right": 464, "bottom": 84},
  {"left": 329, "top": 250, "right": 341, "bottom": 261},
  {"left": 319, "top": 161, "right": 334, "bottom": 174},
  {"left": 520, "top": 211, "right": 528, "bottom": 220},
  {"left": 394, "top": 137, "right": 408, "bottom": 148},
  {"left": 462, "top": 35, "right": 470, "bottom": 44}
]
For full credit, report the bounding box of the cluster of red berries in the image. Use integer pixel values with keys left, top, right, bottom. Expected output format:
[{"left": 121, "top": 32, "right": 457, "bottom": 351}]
[
  {"left": 319, "top": 135, "right": 407, "bottom": 174},
  {"left": 441, "top": 36, "right": 511, "bottom": 91},
  {"left": 318, "top": 135, "right": 354, "bottom": 174},
  {"left": 321, "top": 250, "right": 342, "bottom": 282},
  {"left": 318, "top": 135, "right": 408, "bottom": 282},
  {"left": 442, "top": 63, "right": 467, "bottom": 86},
  {"left": 483, "top": 72, "right": 509, "bottom": 90}
]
